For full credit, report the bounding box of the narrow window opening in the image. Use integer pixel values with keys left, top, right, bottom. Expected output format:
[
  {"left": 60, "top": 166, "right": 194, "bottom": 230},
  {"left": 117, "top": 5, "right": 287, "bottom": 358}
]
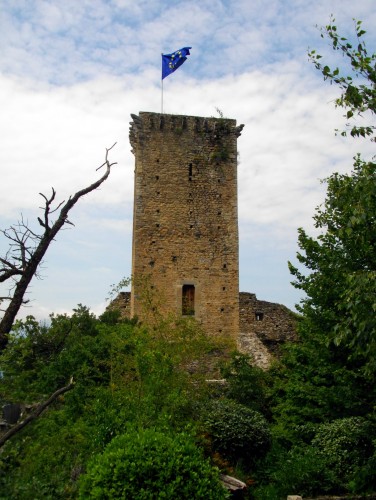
[
  {"left": 255, "top": 312, "right": 264, "bottom": 321},
  {"left": 156, "top": 223, "right": 160, "bottom": 228},
  {"left": 155, "top": 175, "right": 159, "bottom": 180},
  {"left": 220, "top": 307, "right": 224, "bottom": 312},
  {"left": 223, "top": 263, "right": 227, "bottom": 269},
  {"left": 218, "top": 211, "right": 222, "bottom": 215},
  {"left": 188, "top": 163, "right": 193, "bottom": 181},
  {"left": 156, "top": 159, "right": 160, "bottom": 163},
  {"left": 222, "top": 286, "right": 226, "bottom": 291},
  {"left": 182, "top": 284, "right": 195, "bottom": 316},
  {"left": 156, "top": 209, "right": 160, "bottom": 213}
]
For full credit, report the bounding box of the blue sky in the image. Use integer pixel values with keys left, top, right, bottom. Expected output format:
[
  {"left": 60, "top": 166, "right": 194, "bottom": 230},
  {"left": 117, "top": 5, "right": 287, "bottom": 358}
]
[{"left": 0, "top": 0, "right": 375, "bottom": 320}]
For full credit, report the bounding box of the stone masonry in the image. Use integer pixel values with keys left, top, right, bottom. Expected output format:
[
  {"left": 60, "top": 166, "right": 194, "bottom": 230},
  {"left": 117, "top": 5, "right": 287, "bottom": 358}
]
[
  {"left": 129, "top": 112, "right": 244, "bottom": 342},
  {"left": 238, "top": 292, "right": 297, "bottom": 368}
]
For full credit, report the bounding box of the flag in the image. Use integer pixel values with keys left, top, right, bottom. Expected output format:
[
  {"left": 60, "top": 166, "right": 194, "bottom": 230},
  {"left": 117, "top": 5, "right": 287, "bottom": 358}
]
[{"left": 162, "top": 47, "right": 191, "bottom": 80}]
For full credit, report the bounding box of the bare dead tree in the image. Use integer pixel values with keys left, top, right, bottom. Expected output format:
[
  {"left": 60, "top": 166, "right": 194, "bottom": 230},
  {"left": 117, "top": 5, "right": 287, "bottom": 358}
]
[{"left": 0, "top": 143, "right": 117, "bottom": 350}]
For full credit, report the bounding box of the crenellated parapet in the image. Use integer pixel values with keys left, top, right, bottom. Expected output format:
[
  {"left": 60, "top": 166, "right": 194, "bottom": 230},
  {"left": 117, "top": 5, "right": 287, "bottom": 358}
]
[{"left": 129, "top": 112, "right": 244, "bottom": 154}]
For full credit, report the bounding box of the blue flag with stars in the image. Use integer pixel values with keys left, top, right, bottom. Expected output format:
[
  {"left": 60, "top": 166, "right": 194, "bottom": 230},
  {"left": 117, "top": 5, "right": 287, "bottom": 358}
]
[{"left": 162, "top": 47, "right": 191, "bottom": 80}]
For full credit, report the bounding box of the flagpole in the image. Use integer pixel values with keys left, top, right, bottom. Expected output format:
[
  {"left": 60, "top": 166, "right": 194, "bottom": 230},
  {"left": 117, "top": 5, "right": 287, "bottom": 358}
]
[
  {"left": 161, "top": 53, "right": 163, "bottom": 114},
  {"left": 161, "top": 77, "right": 164, "bottom": 114}
]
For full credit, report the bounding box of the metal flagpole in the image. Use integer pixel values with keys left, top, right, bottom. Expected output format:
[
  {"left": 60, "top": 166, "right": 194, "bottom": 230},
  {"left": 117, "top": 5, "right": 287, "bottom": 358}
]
[{"left": 161, "top": 53, "right": 163, "bottom": 114}]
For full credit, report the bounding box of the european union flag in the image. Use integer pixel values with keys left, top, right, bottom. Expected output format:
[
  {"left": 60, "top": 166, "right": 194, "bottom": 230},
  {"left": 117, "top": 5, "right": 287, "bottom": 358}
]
[{"left": 162, "top": 47, "right": 191, "bottom": 80}]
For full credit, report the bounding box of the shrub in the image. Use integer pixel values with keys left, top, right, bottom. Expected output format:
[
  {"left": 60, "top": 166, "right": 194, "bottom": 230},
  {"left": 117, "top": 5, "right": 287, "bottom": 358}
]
[
  {"left": 253, "top": 444, "right": 337, "bottom": 499},
  {"left": 312, "top": 416, "right": 374, "bottom": 483},
  {"left": 78, "top": 428, "right": 228, "bottom": 499},
  {"left": 202, "top": 399, "right": 271, "bottom": 465}
]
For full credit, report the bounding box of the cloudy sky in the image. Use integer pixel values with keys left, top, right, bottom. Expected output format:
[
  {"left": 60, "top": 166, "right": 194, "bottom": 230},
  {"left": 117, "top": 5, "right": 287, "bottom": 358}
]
[{"left": 0, "top": 0, "right": 375, "bottom": 321}]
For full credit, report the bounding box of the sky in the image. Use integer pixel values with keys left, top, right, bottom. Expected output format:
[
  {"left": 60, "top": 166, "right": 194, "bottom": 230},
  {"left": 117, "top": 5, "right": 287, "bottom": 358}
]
[{"left": 0, "top": 0, "right": 375, "bottom": 321}]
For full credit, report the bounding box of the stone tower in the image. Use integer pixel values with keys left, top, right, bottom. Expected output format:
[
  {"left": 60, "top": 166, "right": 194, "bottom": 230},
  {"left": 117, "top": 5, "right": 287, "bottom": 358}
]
[{"left": 129, "top": 112, "right": 243, "bottom": 340}]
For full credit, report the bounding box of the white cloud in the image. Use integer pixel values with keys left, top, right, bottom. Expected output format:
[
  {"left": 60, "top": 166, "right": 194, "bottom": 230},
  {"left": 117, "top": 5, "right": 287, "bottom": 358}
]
[{"left": 0, "top": 0, "right": 375, "bottom": 317}]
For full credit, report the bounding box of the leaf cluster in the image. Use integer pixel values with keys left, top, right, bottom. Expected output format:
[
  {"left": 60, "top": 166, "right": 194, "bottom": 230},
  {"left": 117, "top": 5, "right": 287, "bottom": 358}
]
[
  {"left": 201, "top": 398, "right": 271, "bottom": 466},
  {"left": 309, "top": 17, "right": 376, "bottom": 140}
]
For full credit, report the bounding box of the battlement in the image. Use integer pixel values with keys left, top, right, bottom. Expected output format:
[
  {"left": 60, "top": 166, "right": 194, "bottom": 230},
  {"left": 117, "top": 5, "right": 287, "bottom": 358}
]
[{"left": 129, "top": 112, "right": 244, "bottom": 153}]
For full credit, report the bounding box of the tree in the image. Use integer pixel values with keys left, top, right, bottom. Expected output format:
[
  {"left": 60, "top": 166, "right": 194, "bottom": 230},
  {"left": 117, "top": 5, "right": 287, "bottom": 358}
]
[
  {"left": 290, "top": 18, "right": 376, "bottom": 376},
  {"left": 309, "top": 16, "right": 376, "bottom": 140},
  {"left": 289, "top": 157, "right": 376, "bottom": 376},
  {"left": 269, "top": 16, "right": 376, "bottom": 435},
  {"left": 0, "top": 143, "right": 117, "bottom": 350},
  {"left": 251, "top": 19, "right": 376, "bottom": 498}
]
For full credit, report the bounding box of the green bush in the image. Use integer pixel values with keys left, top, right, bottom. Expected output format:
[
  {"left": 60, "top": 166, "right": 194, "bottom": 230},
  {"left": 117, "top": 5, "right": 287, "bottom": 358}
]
[
  {"left": 253, "top": 417, "right": 376, "bottom": 498},
  {"left": 253, "top": 444, "right": 336, "bottom": 499},
  {"left": 312, "top": 416, "right": 374, "bottom": 483},
  {"left": 202, "top": 398, "right": 271, "bottom": 465},
  {"left": 79, "top": 428, "right": 228, "bottom": 499}
]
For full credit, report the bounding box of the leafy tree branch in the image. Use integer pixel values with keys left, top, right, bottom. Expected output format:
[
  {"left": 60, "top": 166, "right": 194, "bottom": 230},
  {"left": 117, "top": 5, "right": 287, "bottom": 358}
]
[{"left": 309, "top": 16, "right": 376, "bottom": 140}]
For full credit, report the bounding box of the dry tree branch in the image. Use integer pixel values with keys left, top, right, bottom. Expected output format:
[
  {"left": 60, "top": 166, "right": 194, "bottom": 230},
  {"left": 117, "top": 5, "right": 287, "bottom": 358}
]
[
  {"left": 0, "top": 144, "right": 117, "bottom": 350},
  {"left": 0, "top": 379, "right": 74, "bottom": 448}
]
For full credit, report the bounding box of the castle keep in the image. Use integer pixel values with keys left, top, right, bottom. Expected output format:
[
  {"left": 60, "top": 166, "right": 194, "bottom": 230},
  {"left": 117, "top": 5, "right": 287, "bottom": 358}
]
[{"left": 129, "top": 112, "right": 244, "bottom": 340}]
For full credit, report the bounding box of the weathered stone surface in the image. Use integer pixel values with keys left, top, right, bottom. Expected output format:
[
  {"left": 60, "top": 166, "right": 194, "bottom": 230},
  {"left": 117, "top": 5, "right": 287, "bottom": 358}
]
[
  {"left": 220, "top": 473, "right": 247, "bottom": 491},
  {"left": 129, "top": 112, "right": 242, "bottom": 343},
  {"left": 108, "top": 291, "right": 131, "bottom": 319},
  {"left": 238, "top": 292, "right": 298, "bottom": 367}
]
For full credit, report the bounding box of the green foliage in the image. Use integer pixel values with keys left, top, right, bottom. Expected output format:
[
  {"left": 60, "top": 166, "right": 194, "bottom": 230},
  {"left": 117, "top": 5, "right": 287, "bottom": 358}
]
[
  {"left": 309, "top": 17, "right": 376, "bottom": 140},
  {"left": 202, "top": 398, "right": 271, "bottom": 466},
  {"left": 253, "top": 443, "right": 337, "bottom": 499},
  {"left": 312, "top": 416, "right": 374, "bottom": 483},
  {"left": 0, "top": 412, "right": 93, "bottom": 499},
  {"left": 253, "top": 417, "right": 376, "bottom": 498},
  {"left": 270, "top": 333, "right": 375, "bottom": 438},
  {"left": 289, "top": 157, "right": 376, "bottom": 378},
  {"left": 0, "top": 304, "right": 226, "bottom": 496},
  {"left": 78, "top": 428, "right": 228, "bottom": 499},
  {"left": 220, "top": 352, "right": 270, "bottom": 416}
]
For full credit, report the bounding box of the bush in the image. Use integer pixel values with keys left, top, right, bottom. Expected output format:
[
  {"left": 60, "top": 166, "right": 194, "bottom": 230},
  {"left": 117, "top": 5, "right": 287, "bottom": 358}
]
[
  {"left": 79, "top": 428, "right": 228, "bottom": 499},
  {"left": 312, "top": 416, "right": 374, "bottom": 483},
  {"left": 202, "top": 399, "right": 271, "bottom": 465},
  {"left": 253, "top": 417, "right": 376, "bottom": 498},
  {"left": 253, "top": 444, "right": 337, "bottom": 499}
]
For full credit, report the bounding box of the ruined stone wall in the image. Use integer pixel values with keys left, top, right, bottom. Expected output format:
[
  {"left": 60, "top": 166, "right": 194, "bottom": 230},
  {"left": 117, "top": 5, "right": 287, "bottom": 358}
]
[
  {"left": 108, "top": 291, "right": 131, "bottom": 319},
  {"left": 238, "top": 292, "right": 298, "bottom": 367},
  {"left": 129, "top": 112, "right": 243, "bottom": 341}
]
